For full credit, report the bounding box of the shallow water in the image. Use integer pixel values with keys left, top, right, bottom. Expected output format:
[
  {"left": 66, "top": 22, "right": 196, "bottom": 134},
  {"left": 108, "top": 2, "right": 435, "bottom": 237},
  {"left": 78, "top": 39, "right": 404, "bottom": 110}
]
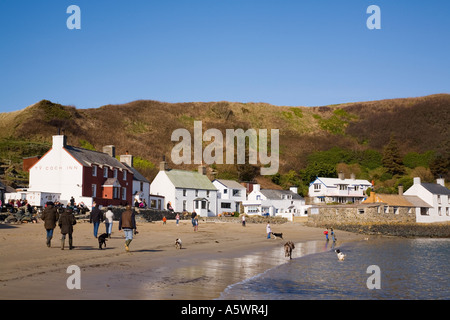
[{"left": 218, "top": 238, "right": 450, "bottom": 300}]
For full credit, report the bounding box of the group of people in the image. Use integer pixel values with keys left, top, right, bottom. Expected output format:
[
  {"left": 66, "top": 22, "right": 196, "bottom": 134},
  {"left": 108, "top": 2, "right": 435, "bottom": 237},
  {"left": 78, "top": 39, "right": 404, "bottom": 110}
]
[
  {"left": 40, "top": 201, "right": 137, "bottom": 252},
  {"left": 323, "top": 227, "right": 337, "bottom": 242}
]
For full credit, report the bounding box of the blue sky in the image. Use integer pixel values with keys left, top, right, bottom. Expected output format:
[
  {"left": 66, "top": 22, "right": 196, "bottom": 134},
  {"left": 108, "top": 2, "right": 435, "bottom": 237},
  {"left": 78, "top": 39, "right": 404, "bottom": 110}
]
[{"left": 0, "top": 0, "right": 449, "bottom": 113}]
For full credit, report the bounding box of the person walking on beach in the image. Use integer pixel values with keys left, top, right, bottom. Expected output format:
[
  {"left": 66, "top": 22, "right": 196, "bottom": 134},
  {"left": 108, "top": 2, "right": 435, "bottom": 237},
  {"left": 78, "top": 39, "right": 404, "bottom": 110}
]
[
  {"left": 330, "top": 228, "right": 336, "bottom": 242},
  {"left": 40, "top": 202, "right": 59, "bottom": 247},
  {"left": 193, "top": 215, "right": 199, "bottom": 232},
  {"left": 191, "top": 210, "right": 197, "bottom": 227},
  {"left": 176, "top": 213, "right": 180, "bottom": 226},
  {"left": 242, "top": 214, "right": 246, "bottom": 227},
  {"left": 266, "top": 223, "right": 272, "bottom": 239},
  {"left": 119, "top": 205, "right": 137, "bottom": 252},
  {"left": 324, "top": 228, "right": 329, "bottom": 241},
  {"left": 104, "top": 206, "right": 114, "bottom": 238},
  {"left": 90, "top": 203, "right": 103, "bottom": 238},
  {"left": 59, "top": 208, "right": 76, "bottom": 250}
]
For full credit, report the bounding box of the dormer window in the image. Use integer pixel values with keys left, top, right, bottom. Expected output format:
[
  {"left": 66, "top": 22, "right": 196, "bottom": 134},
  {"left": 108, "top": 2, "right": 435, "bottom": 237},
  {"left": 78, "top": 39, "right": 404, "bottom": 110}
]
[
  {"left": 92, "top": 165, "right": 97, "bottom": 177},
  {"left": 103, "top": 167, "right": 108, "bottom": 178}
]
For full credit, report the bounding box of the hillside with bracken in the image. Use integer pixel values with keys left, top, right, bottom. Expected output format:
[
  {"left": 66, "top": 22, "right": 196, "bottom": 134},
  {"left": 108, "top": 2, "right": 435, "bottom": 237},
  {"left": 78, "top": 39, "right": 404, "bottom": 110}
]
[{"left": 0, "top": 94, "right": 449, "bottom": 194}]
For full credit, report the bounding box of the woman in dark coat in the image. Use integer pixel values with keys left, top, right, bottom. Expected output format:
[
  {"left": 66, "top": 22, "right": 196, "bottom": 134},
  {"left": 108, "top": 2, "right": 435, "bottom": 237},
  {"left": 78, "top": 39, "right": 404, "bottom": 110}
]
[
  {"left": 59, "top": 208, "right": 77, "bottom": 250},
  {"left": 40, "top": 202, "right": 59, "bottom": 247}
]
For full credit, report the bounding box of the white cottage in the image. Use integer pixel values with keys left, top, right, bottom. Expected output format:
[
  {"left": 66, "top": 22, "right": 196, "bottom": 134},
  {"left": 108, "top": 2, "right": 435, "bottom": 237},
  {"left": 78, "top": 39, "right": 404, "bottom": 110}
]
[
  {"left": 27, "top": 135, "right": 142, "bottom": 207},
  {"left": 212, "top": 179, "right": 246, "bottom": 214},
  {"left": 309, "top": 173, "right": 372, "bottom": 204},
  {"left": 404, "top": 177, "right": 450, "bottom": 223},
  {"left": 150, "top": 162, "right": 218, "bottom": 217},
  {"left": 243, "top": 184, "right": 308, "bottom": 221}
]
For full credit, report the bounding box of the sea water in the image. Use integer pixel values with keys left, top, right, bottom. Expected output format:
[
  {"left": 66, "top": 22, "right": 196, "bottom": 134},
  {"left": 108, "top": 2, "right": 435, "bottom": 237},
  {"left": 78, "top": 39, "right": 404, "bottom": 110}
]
[{"left": 218, "top": 238, "right": 450, "bottom": 300}]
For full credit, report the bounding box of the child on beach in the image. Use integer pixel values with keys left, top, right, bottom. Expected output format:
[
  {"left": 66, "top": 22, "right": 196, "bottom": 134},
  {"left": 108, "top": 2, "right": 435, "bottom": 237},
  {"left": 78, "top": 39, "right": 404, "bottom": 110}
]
[
  {"left": 324, "top": 228, "right": 329, "bottom": 241},
  {"left": 266, "top": 223, "right": 271, "bottom": 239}
]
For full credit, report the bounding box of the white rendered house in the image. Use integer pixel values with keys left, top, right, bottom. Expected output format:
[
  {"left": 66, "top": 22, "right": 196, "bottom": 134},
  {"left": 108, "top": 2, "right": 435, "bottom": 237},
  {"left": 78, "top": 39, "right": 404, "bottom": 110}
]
[
  {"left": 309, "top": 173, "right": 372, "bottom": 204},
  {"left": 150, "top": 162, "right": 218, "bottom": 217},
  {"left": 243, "top": 184, "right": 308, "bottom": 221},
  {"left": 212, "top": 179, "right": 246, "bottom": 214},
  {"left": 404, "top": 177, "right": 450, "bottom": 223}
]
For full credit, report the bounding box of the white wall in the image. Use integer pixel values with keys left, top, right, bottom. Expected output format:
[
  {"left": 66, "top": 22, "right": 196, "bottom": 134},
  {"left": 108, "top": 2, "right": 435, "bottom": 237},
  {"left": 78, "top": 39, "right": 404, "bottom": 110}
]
[{"left": 28, "top": 147, "right": 83, "bottom": 205}]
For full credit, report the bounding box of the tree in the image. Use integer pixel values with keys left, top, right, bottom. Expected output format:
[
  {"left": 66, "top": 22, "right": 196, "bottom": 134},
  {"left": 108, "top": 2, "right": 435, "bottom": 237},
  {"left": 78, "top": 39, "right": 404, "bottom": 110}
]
[{"left": 382, "top": 135, "right": 405, "bottom": 175}]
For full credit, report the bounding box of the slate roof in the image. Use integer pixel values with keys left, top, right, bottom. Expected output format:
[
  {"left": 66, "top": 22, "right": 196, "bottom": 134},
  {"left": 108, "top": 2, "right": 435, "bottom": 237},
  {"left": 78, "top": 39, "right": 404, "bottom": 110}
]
[
  {"left": 421, "top": 183, "right": 450, "bottom": 195},
  {"left": 260, "top": 189, "right": 303, "bottom": 200},
  {"left": 165, "top": 170, "right": 217, "bottom": 191},
  {"left": 214, "top": 179, "right": 246, "bottom": 189},
  {"left": 65, "top": 146, "right": 131, "bottom": 172}
]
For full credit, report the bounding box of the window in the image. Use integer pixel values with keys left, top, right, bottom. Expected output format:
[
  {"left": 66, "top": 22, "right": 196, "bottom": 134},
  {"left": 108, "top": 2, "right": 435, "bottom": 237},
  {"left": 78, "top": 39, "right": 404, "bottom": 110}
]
[
  {"left": 233, "top": 189, "right": 241, "bottom": 197},
  {"left": 207, "top": 191, "right": 210, "bottom": 197},
  {"left": 113, "top": 187, "right": 119, "bottom": 199},
  {"left": 221, "top": 202, "right": 231, "bottom": 209},
  {"left": 358, "top": 208, "right": 365, "bottom": 214},
  {"left": 223, "top": 189, "right": 228, "bottom": 194},
  {"left": 183, "top": 189, "right": 186, "bottom": 197},
  {"left": 446, "top": 207, "right": 449, "bottom": 216},
  {"left": 438, "top": 207, "right": 442, "bottom": 216},
  {"left": 92, "top": 165, "right": 97, "bottom": 177},
  {"left": 393, "top": 207, "right": 399, "bottom": 214},
  {"left": 384, "top": 206, "right": 389, "bottom": 213},
  {"left": 314, "top": 184, "right": 321, "bottom": 191},
  {"left": 339, "top": 184, "right": 348, "bottom": 190},
  {"left": 195, "top": 190, "right": 198, "bottom": 197},
  {"left": 103, "top": 167, "right": 108, "bottom": 178},
  {"left": 183, "top": 200, "right": 187, "bottom": 211},
  {"left": 201, "top": 201, "right": 206, "bottom": 209},
  {"left": 122, "top": 187, "right": 127, "bottom": 200},
  {"left": 123, "top": 170, "right": 127, "bottom": 180},
  {"left": 114, "top": 169, "right": 118, "bottom": 178},
  {"left": 92, "top": 184, "right": 97, "bottom": 197},
  {"left": 437, "top": 195, "right": 441, "bottom": 204}
]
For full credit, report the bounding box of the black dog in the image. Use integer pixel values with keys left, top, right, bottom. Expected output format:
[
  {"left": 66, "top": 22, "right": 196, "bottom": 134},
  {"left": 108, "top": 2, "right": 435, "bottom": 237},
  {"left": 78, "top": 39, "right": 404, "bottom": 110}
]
[
  {"left": 271, "top": 232, "right": 283, "bottom": 239},
  {"left": 98, "top": 233, "right": 108, "bottom": 249}
]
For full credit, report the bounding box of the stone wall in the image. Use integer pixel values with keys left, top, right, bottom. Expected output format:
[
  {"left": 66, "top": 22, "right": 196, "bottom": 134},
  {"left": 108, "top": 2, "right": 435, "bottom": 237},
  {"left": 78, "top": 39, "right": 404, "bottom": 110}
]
[{"left": 307, "top": 204, "right": 416, "bottom": 226}]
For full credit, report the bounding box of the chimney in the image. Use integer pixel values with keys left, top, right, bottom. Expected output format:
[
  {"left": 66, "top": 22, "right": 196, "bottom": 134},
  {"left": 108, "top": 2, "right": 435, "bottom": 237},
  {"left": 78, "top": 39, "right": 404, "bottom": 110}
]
[
  {"left": 253, "top": 184, "right": 261, "bottom": 193},
  {"left": 290, "top": 186, "right": 298, "bottom": 194},
  {"left": 350, "top": 173, "right": 356, "bottom": 180},
  {"left": 436, "top": 177, "right": 445, "bottom": 187},
  {"left": 398, "top": 184, "right": 403, "bottom": 196},
  {"left": 102, "top": 145, "right": 116, "bottom": 158},
  {"left": 160, "top": 160, "right": 168, "bottom": 171},
  {"left": 120, "top": 154, "right": 134, "bottom": 167},
  {"left": 338, "top": 171, "right": 345, "bottom": 180},
  {"left": 413, "top": 177, "right": 421, "bottom": 185},
  {"left": 198, "top": 165, "right": 206, "bottom": 175},
  {"left": 52, "top": 135, "right": 67, "bottom": 149}
]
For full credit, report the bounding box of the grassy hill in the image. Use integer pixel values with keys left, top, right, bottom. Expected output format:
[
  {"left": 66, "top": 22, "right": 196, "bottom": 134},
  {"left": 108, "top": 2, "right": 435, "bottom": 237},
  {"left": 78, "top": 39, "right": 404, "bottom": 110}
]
[{"left": 1, "top": 94, "right": 449, "bottom": 193}]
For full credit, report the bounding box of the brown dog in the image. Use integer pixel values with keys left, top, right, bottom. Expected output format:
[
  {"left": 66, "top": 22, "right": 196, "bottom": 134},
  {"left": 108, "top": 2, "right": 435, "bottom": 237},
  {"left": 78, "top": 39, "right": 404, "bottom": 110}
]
[{"left": 284, "top": 241, "right": 295, "bottom": 259}]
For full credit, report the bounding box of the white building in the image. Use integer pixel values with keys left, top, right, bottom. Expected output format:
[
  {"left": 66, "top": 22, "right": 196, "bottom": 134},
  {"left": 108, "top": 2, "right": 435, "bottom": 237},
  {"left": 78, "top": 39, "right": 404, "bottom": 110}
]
[
  {"left": 404, "top": 177, "right": 450, "bottom": 223},
  {"left": 27, "top": 135, "right": 141, "bottom": 207},
  {"left": 150, "top": 162, "right": 218, "bottom": 217},
  {"left": 212, "top": 179, "right": 246, "bottom": 214},
  {"left": 309, "top": 173, "right": 372, "bottom": 204},
  {"left": 243, "top": 184, "right": 309, "bottom": 221}
]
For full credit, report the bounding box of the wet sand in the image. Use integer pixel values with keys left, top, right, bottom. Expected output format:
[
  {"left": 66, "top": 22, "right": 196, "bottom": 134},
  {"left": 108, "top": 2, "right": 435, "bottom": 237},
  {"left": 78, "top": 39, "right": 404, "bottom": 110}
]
[{"left": 0, "top": 219, "right": 362, "bottom": 300}]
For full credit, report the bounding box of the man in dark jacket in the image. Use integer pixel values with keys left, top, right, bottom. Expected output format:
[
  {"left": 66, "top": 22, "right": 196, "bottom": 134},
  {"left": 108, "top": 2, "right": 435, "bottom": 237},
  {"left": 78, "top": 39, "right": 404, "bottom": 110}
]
[
  {"left": 89, "top": 203, "right": 103, "bottom": 238},
  {"left": 59, "top": 208, "right": 77, "bottom": 250},
  {"left": 119, "top": 205, "right": 137, "bottom": 252},
  {"left": 40, "top": 202, "right": 60, "bottom": 247}
]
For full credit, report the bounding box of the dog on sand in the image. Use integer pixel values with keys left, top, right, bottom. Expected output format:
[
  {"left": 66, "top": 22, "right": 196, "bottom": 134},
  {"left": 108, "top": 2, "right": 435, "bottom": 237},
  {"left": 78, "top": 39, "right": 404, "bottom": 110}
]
[
  {"left": 271, "top": 232, "right": 283, "bottom": 239},
  {"left": 284, "top": 241, "right": 295, "bottom": 259},
  {"left": 98, "top": 233, "right": 108, "bottom": 249},
  {"left": 175, "top": 238, "right": 182, "bottom": 249}
]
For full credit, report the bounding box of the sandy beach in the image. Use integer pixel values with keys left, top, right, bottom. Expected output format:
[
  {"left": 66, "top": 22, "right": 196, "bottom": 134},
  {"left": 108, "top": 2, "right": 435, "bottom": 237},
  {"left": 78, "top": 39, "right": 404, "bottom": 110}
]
[{"left": 0, "top": 218, "right": 362, "bottom": 300}]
